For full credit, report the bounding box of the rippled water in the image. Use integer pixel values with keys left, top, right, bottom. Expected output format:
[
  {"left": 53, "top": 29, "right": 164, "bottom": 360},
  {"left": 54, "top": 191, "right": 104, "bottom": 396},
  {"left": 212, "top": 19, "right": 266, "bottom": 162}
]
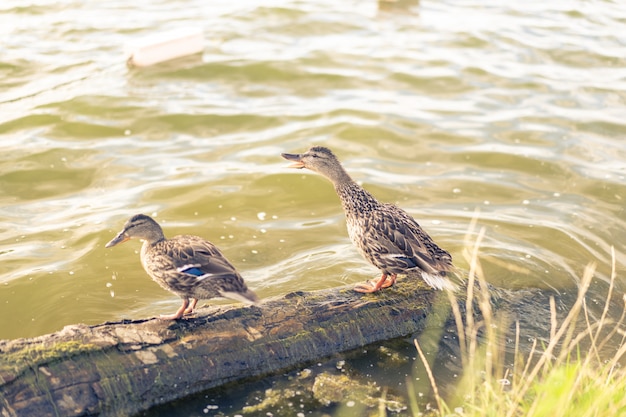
[{"left": 1, "top": 0, "right": 625, "bottom": 414}]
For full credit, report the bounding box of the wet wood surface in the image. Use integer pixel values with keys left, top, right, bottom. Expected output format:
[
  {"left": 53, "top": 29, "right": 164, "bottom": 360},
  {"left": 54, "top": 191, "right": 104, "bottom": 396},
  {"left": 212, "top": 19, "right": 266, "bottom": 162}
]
[{"left": 0, "top": 278, "right": 444, "bottom": 417}]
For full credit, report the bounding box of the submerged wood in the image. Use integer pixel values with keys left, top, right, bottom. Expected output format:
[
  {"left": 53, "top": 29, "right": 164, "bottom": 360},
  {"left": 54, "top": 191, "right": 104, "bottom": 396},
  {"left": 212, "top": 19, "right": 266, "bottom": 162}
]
[{"left": 0, "top": 278, "right": 445, "bottom": 417}]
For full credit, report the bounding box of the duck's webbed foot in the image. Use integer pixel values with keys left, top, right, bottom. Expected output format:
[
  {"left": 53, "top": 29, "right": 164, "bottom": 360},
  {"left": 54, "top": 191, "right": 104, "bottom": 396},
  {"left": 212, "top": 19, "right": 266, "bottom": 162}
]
[
  {"left": 159, "top": 298, "right": 190, "bottom": 320},
  {"left": 183, "top": 298, "right": 198, "bottom": 315},
  {"left": 354, "top": 274, "right": 396, "bottom": 293}
]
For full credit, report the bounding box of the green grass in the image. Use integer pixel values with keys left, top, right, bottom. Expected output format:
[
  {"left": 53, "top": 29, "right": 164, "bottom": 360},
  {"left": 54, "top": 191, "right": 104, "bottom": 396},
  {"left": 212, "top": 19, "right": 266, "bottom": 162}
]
[{"left": 407, "top": 226, "right": 626, "bottom": 417}]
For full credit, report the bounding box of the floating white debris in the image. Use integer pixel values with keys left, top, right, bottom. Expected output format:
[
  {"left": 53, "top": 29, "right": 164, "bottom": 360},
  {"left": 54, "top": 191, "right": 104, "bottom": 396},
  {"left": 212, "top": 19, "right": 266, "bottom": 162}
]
[
  {"left": 202, "top": 405, "right": 218, "bottom": 413},
  {"left": 125, "top": 27, "right": 204, "bottom": 67},
  {"left": 257, "top": 211, "right": 266, "bottom": 221}
]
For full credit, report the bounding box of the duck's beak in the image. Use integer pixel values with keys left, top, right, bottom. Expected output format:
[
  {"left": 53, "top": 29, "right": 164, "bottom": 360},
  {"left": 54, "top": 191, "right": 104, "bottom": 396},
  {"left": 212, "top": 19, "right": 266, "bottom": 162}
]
[
  {"left": 105, "top": 231, "right": 130, "bottom": 248},
  {"left": 281, "top": 152, "right": 305, "bottom": 169}
]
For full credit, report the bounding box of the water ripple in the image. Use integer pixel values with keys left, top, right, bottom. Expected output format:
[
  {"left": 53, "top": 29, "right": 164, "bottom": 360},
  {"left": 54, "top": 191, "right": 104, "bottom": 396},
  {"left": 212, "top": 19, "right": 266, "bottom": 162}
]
[{"left": 0, "top": 0, "right": 624, "bottom": 345}]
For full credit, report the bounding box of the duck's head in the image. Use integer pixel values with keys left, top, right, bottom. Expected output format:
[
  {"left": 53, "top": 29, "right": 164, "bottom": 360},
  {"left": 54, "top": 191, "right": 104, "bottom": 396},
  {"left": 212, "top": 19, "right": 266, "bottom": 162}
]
[
  {"left": 281, "top": 146, "right": 351, "bottom": 184},
  {"left": 105, "top": 213, "right": 164, "bottom": 247}
]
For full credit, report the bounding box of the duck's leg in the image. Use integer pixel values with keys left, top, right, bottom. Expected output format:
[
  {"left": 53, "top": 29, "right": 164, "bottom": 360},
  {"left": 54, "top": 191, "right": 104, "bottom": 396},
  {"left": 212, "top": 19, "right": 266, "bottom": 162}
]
[
  {"left": 354, "top": 274, "right": 390, "bottom": 293},
  {"left": 184, "top": 298, "right": 198, "bottom": 315},
  {"left": 380, "top": 274, "right": 397, "bottom": 288},
  {"left": 159, "top": 298, "right": 189, "bottom": 320}
]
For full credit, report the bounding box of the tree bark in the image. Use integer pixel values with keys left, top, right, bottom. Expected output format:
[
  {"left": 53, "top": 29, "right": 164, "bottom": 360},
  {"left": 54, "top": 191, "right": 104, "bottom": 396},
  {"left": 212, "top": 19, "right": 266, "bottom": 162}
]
[{"left": 0, "top": 278, "right": 446, "bottom": 417}]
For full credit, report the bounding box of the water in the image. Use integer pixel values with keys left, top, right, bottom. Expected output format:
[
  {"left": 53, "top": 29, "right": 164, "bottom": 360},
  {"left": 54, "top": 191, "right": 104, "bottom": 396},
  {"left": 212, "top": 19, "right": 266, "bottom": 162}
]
[{"left": 1, "top": 0, "right": 625, "bottom": 414}]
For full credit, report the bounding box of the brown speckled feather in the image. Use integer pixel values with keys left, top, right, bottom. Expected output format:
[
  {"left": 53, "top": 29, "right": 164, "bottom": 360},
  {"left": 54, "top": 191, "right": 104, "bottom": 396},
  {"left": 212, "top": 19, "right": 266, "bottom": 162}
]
[
  {"left": 142, "top": 235, "right": 252, "bottom": 300},
  {"left": 358, "top": 204, "right": 452, "bottom": 275},
  {"left": 282, "top": 146, "right": 456, "bottom": 291},
  {"left": 106, "top": 214, "right": 258, "bottom": 319},
  {"left": 339, "top": 182, "right": 454, "bottom": 289}
]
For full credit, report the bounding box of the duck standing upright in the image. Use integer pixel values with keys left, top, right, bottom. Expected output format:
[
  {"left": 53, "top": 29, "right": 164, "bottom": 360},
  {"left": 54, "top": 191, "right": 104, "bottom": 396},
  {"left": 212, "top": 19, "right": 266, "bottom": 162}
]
[
  {"left": 106, "top": 214, "right": 258, "bottom": 320},
  {"left": 282, "top": 146, "right": 456, "bottom": 293}
]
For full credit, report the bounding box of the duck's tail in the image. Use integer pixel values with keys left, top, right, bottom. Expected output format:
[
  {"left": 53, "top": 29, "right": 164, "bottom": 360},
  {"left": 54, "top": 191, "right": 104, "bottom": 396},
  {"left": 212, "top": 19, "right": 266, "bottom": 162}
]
[
  {"left": 221, "top": 288, "right": 260, "bottom": 305},
  {"left": 420, "top": 271, "right": 459, "bottom": 291}
]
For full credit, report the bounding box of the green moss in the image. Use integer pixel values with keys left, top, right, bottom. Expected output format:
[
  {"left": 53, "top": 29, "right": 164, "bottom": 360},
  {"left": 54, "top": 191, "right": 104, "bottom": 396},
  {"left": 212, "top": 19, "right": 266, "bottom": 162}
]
[
  {"left": 0, "top": 340, "right": 101, "bottom": 379},
  {"left": 239, "top": 369, "right": 406, "bottom": 416},
  {"left": 242, "top": 387, "right": 307, "bottom": 414},
  {"left": 312, "top": 372, "right": 405, "bottom": 411}
]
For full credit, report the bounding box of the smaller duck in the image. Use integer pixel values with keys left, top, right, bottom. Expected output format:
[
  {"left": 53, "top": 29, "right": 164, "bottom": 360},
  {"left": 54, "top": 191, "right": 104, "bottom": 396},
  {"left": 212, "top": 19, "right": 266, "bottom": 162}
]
[
  {"left": 282, "top": 146, "right": 456, "bottom": 293},
  {"left": 106, "top": 214, "right": 258, "bottom": 320}
]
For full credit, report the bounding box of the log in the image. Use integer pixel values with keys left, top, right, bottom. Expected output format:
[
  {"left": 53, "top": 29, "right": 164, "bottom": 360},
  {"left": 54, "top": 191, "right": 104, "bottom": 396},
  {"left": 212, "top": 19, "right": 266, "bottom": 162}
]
[{"left": 0, "top": 278, "right": 447, "bottom": 417}]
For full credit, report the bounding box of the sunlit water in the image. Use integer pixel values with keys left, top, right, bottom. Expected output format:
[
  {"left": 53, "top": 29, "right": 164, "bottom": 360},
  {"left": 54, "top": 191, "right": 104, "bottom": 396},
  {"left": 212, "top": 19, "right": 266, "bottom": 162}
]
[{"left": 1, "top": 0, "right": 625, "bottom": 415}]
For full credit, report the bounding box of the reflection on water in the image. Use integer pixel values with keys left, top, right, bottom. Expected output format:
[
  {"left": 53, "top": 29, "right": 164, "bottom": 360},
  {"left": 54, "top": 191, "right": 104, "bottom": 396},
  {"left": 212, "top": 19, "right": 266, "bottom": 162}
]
[{"left": 1, "top": 0, "right": 625, "bottom": 414}]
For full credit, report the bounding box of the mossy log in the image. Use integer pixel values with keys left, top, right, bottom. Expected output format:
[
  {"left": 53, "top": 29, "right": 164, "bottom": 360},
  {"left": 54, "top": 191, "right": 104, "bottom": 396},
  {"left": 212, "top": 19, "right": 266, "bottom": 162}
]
[{"left": 0, "top": 278, "right": 449, "bottom": 417}]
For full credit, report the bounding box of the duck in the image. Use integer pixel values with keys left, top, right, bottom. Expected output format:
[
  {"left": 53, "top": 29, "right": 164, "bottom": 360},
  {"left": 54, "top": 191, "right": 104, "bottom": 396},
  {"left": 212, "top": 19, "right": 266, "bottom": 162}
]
[
  {"left": 105, "top": 214, "right": 259, "bottom": 320},
  {"left": 281, "top": 146, "right": 456, "bottom": 293}
]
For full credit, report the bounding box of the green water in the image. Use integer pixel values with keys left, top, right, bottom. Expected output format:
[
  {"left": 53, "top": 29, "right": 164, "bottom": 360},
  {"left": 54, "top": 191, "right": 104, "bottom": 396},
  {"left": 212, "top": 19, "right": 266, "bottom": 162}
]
[{"left": 1, "top": 0, "right": 625, "bottom": 414}]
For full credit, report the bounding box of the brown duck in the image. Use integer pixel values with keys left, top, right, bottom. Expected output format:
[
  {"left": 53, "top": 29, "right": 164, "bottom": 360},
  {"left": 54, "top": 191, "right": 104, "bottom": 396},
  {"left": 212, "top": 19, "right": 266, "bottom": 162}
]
[
  {"left": 282, "top": 146, "right": 456, "bottom": 293},
  {"left": 106, "top": 214, "right": 258, "bottom": 320}
]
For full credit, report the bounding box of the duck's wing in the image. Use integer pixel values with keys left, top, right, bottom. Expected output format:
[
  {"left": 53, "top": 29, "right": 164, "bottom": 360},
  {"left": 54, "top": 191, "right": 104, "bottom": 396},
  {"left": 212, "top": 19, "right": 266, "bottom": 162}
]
[
  {"left": 174, "top": 237, "right": 259, "bottom": 303},
  {"left": 156, "top": 235, "right": 250, "bottom": 294},
  {"left": 365, "top": 205, "right": 452, "bottom": 276},
  {"left": 167, "top": 235, "right": 240, "bottom": 277}
]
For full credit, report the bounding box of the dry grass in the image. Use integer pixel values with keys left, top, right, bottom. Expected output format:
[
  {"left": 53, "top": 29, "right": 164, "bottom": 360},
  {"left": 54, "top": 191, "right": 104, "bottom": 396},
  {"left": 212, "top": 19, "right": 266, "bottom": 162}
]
[{"left": 409, "top": 226, "right": 626, "bottom": 417}]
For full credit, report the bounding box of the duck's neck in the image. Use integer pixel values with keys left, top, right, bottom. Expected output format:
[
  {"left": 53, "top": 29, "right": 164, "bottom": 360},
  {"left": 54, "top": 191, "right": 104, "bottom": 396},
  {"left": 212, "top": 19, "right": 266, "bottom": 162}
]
[
  {"left": 141, "top": 234, "right": 166, "bottom": 251},
  {"left": 320, "top": 162, "right": 353, "bottom": 186},
  {"left": 144, "top": 223, "right": 167, "bottom": 245},
  {"left": 140, "top": 236, "right": 165, "bottom": 266},
  {"left": 334, "top": 179, "right": 379, "bottom": 214}
]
